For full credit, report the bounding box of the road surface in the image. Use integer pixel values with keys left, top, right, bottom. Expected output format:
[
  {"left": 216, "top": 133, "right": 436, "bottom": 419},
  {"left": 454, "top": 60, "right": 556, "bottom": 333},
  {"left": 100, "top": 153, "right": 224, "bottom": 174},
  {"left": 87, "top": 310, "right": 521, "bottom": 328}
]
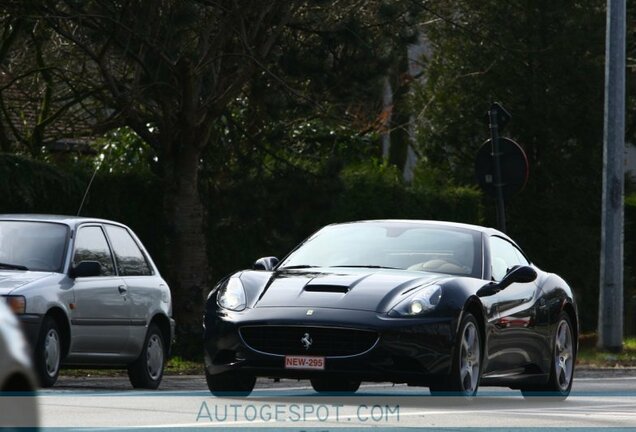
[{"left": 28, "top": 369, "right": 636, "bottom": 429}]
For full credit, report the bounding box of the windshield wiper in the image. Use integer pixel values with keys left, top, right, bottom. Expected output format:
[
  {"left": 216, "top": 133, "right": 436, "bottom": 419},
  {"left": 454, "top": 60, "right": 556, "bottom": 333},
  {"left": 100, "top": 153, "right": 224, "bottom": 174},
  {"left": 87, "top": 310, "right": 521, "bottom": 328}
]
[
  {"left": 330, "top": 265, "right": 401, "bottom": 270},
  {"left": 0, "top": 262, "right": 28, "bottom": 271}
]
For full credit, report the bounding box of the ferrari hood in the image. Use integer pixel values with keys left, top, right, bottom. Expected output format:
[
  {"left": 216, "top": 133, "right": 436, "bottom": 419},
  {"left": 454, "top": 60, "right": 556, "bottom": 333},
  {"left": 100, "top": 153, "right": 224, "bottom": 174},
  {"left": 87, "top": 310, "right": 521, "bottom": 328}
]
[
  {"left": 244, "top": 268, "right": 443, "bottom": 313},
  {"left": 0, "top": 271, "right": 53, "bottom": 295}
]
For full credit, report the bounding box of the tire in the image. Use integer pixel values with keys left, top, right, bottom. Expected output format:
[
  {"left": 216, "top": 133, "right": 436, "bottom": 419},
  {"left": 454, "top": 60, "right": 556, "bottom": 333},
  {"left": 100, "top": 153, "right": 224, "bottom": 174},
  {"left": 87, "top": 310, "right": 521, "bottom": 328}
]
[
  {"left": 205, "top": 370, "right": 256, "bottom": 396},
  {"left": 430, "top": 312, "right": 482, "bottom": 397},
  {"left": 34, "top": 316, "right": 62, "bottom": 388},
  {"left": 127, "top": 324, "right": 166, "bottom": 389},
  {"left": 310, "top": 378, "right": 361, "bottom": 393},
  {"left": 521, "top": 312, "right": 575, "bottom": 400}
]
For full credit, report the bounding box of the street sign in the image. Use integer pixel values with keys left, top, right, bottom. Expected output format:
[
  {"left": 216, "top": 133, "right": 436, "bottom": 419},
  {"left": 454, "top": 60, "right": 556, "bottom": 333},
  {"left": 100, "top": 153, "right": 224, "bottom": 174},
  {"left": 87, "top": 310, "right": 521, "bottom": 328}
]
[
  {"left": 475, "top": 137, "right": 529, "bottom": 200},
  {"left": 483, "top": 103, "right": 512, "bottom": 130}
]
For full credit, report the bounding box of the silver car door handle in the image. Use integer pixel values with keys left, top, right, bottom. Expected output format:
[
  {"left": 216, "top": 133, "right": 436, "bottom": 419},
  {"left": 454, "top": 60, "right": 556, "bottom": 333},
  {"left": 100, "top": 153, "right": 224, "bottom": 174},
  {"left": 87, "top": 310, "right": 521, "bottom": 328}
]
[{"left": 118, "top": 285, "right": 127, "bottom": 294}]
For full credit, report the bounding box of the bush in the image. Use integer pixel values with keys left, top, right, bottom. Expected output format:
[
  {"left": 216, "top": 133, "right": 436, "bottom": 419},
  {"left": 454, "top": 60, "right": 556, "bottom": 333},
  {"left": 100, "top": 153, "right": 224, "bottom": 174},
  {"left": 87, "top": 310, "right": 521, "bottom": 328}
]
[
  {"left": 0, "top": 154, "right": 84, "bottom": 214},
  {"left": 0, "top": 153, "right": 164, "bottom": 270},
  {"left": 206, "top": 159, "right": 483, "bottom": 283}
]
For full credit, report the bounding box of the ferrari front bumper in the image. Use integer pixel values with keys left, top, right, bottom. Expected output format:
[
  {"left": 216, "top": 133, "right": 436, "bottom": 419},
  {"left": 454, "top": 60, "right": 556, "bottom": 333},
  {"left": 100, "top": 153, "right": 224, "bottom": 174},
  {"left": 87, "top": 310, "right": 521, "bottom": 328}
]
[{"left": 203, "top": 306, "right": 459, "bottom": 385}]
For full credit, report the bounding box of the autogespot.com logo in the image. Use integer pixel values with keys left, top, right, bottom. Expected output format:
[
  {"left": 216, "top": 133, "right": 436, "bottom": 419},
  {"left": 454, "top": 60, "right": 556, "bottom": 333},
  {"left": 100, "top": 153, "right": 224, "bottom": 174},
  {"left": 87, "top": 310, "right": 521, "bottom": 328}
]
[{"left": 196, "top": 401, "right": 400, "bottom": 423}]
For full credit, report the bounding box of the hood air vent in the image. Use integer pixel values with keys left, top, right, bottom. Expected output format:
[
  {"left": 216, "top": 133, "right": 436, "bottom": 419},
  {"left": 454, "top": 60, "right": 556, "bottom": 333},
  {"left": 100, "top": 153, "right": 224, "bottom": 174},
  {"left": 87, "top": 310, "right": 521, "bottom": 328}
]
[{"left": 304, "top": 285, "right": 349, "bottom": 294}]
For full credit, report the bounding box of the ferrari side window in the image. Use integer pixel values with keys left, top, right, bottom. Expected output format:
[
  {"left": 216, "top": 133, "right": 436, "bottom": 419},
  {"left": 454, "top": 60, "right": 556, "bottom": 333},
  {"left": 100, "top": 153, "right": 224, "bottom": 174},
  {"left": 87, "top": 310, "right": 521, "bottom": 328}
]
[{"left": 489, "top": 236, "right": 525, "bottom": 282}]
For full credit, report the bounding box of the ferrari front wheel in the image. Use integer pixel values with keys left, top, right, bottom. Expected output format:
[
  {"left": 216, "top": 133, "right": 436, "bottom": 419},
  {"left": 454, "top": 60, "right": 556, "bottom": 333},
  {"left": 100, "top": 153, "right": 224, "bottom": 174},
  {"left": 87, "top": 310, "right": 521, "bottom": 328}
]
[
  {"left": 205, "top": 370, "right": 256, "bottom": 396},
  {"left": 430, "top": 312, "right": 482, "bottom": 396}
]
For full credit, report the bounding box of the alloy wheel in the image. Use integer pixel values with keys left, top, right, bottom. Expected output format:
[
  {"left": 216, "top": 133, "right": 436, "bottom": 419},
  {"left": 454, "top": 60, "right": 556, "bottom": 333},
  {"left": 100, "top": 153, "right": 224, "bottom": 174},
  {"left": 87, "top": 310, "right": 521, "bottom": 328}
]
[
  {"left": 554, "top": 319, "right": 573, "bottom": 392},
  {"left": 459, "top": 321, "right": 480, "bottom": 393}
]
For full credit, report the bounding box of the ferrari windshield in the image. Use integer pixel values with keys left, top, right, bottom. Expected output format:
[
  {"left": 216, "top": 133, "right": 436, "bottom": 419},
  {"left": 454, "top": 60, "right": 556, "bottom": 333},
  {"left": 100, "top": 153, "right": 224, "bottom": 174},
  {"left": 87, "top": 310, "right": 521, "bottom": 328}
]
[
  {"left": 279, "top": 222, "right": 482, "bottom": 278},
  {"left": 0, "top": 221, "right": 68, "bottom": 272}
]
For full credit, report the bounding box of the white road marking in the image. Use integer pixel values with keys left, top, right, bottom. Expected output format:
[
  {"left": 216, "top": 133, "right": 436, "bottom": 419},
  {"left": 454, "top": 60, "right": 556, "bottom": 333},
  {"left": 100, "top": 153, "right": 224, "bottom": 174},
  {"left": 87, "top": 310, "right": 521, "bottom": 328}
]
[{"left": 576, "top": 376, "right": 636, "bottom": 381}]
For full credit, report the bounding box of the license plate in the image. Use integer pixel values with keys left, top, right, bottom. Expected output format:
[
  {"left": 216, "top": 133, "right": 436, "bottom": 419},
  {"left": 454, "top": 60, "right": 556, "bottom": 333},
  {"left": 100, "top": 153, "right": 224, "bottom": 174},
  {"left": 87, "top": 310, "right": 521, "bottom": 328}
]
[{"left": 284, "top": 355, "right": 325, "bottom": 370}]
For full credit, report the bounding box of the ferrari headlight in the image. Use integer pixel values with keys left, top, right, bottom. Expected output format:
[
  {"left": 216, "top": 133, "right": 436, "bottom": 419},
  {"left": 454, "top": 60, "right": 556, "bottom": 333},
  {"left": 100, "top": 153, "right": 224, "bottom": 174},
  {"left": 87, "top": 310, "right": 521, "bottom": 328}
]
[
  {"left": 390, "top": 285, "right": 442, "bottom": 317},
  {"left": 217, "top": 278, "right": 247, "bottom": 311}
]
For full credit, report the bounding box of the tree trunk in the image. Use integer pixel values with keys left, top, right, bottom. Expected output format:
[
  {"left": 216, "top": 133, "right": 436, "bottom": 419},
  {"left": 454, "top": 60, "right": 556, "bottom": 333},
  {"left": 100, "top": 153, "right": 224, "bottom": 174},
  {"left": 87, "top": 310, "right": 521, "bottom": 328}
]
[{"left": 161, "top": 141, "right": 208, "bottom": 357}]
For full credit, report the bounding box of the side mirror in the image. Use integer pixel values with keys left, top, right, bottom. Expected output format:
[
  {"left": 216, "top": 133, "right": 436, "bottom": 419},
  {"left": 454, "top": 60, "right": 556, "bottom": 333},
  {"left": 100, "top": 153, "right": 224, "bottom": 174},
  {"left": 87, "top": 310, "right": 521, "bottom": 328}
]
[
  {"left": 476, "top": 284, "right": 499, "bottom": 297},
  {"left": 70, "top": 261, "right": 101, "bottom": 278},
  {"left": 477, "top": 265, "right": 537, "bottom": 297},
  {"left": 253, "top": 256, "right": 279, "bottom": 271},
  {"left": 500, "top": 265, "right": 537, "bottom": 288}
]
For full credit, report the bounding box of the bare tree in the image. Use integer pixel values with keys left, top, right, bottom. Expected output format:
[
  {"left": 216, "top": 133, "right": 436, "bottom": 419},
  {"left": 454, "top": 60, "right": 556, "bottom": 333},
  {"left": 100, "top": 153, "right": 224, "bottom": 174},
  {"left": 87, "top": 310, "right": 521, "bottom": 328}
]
[
  {"left": 22, "top": 0, "right": 297, "bottom": 348},
  {"left": 0, "top": 8, "right": 95, "bottom": 156}
]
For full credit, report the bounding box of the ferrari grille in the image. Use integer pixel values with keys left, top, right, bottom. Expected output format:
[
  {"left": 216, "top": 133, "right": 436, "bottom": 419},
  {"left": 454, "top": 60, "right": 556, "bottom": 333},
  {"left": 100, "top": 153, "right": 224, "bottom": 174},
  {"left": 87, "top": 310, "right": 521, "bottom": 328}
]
[{"left": 239, "top": 326, "right": 378, "bottom": 357}]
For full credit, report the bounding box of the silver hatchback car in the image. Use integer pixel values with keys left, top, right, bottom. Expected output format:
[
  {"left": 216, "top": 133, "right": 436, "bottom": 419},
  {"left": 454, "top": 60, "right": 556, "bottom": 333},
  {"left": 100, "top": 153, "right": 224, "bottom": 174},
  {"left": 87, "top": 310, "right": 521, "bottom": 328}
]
[{"left": 0, "top": 215, "right": 175, "bottom": 389}]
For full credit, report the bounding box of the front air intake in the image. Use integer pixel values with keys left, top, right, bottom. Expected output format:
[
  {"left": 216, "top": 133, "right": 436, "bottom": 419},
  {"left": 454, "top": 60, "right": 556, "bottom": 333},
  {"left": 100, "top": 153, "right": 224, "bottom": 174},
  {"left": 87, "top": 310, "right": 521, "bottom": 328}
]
[{"left": 239, "top": 326, "right": 378, "bottom": 357}]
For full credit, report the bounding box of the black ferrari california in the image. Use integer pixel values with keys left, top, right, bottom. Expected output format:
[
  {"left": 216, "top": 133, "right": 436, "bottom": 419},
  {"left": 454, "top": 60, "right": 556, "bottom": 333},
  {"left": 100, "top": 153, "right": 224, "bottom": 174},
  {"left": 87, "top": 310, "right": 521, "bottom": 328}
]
[{"left": 203, "top": 220, "right": 577, "bottom": 397}]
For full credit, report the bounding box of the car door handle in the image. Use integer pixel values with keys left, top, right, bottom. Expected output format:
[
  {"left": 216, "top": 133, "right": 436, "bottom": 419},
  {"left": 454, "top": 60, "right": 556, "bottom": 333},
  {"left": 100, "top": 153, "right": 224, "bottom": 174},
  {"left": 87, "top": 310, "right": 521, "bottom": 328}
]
[{"left": 118, "top": 285, "right": 127, "bottom": 294}]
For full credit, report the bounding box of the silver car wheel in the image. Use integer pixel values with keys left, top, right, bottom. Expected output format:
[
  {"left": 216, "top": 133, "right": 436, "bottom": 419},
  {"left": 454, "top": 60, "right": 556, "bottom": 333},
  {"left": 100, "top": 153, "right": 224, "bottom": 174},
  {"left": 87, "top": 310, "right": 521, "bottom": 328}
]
[
  {"left": 146, "top": 334, "right": 164, "bottom": 381},
  {"left": 44, "top": 328, "right": 61, "bottom": 377},
  {"left": 555, "top": 319, "right": 573, "bottom": 391},
  {"left": 459, "top": 321, "right": 480, "bottom": 393}
]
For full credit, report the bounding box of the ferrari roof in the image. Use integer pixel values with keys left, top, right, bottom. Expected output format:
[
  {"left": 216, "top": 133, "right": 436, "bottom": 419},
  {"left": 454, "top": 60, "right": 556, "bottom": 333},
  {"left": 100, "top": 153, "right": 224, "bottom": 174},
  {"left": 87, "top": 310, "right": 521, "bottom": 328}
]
[{"left": 335, "top": 219, "right": 513, "bottom": 242}]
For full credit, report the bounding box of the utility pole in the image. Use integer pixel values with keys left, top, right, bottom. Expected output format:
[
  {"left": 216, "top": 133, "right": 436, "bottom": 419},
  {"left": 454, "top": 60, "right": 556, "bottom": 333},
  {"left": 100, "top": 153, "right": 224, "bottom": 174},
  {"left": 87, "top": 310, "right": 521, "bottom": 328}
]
[{"left": 598, "top": 0, "right": 626, "bottom": 351}]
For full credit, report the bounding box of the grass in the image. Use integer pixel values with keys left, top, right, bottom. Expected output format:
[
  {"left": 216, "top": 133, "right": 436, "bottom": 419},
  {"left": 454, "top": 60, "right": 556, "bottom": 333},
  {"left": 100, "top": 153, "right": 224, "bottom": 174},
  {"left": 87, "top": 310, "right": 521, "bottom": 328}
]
[
  {"left": 60, "top": 356, "right": 203, "bottom": 377},
  {"left": 164, "top": 356, "right": 203, "bottom": 375},
  {"left": 577, "top": 334, "right": 636, "bottom": 367}
]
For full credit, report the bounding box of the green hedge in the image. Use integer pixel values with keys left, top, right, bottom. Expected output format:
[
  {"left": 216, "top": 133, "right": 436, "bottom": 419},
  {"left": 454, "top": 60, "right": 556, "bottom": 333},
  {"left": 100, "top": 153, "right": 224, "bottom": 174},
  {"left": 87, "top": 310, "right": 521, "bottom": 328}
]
[
  {"left": 206, "top": 160, "right": 483, "bottom": 282},
  {"left": 625, "top": 195, "right": 636, "bottom": 335},
  {"left": 0, "top": 154, "right": 84, "bottom": 214},
  {"left": 0, "top": 153, "right": 164, "bottom": 269},
  {"left": 9, "top": 152, "right": 636, "bottom": 339},
  {"left": 0, "top": 154, "right": 482, "bottom": 286}
]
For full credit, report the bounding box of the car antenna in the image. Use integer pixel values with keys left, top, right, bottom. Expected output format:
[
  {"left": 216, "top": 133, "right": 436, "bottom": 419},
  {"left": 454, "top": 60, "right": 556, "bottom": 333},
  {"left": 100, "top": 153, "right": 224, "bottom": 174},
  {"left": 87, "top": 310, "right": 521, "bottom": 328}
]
[{"left": 77, "top": 149, "right": 108, "bottom": 216}]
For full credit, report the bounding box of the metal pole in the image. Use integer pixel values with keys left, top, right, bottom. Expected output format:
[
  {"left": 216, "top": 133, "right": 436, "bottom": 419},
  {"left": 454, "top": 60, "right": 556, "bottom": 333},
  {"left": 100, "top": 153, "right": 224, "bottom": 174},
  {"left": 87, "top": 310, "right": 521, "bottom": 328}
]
[
  {"left": 598, "top": 0, "right": 626, "bottom": 351},
  {"left": 488, "top": 105, "right": 506, "bottom": 233}
]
